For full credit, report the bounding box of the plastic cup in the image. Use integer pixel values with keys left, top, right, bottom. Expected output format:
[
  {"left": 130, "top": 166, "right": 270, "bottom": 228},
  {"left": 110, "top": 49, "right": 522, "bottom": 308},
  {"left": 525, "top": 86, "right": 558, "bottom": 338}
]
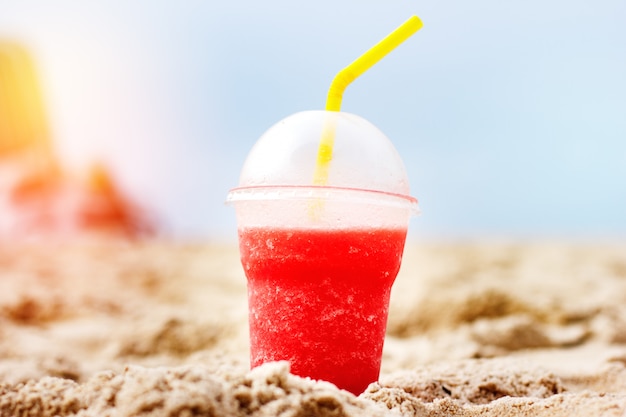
[{"left": 227, "top": 110, "right": 418, "bottom": 394}]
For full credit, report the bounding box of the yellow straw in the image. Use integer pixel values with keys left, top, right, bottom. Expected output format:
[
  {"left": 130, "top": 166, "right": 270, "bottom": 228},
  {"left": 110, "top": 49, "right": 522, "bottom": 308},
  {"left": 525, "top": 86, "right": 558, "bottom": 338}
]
[
  {"left": 326, "top": 15, "right": 423, "bottom": 112},
  {"left": 313, "top": 15, "right": 423, "bottom": 186}
]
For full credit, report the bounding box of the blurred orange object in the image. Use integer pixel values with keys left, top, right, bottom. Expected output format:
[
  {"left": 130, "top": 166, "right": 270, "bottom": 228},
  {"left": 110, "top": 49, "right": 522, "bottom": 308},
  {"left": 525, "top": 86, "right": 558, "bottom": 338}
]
[{"left": 0, "top": 41, "right": 154, "bottom": 240}]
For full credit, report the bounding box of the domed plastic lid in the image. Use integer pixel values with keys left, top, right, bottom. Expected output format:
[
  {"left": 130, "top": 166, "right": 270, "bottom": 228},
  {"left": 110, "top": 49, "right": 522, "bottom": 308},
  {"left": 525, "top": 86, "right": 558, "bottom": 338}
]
[{"left": 227, "top": 111, "right": 418, "bottom": 212}]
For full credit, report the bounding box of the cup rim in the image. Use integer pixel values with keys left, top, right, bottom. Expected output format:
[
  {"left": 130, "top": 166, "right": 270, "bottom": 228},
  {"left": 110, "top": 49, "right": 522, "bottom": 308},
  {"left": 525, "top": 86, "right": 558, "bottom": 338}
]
[{"left": 226, "top": 185, "right": 419, "bottom": 213}]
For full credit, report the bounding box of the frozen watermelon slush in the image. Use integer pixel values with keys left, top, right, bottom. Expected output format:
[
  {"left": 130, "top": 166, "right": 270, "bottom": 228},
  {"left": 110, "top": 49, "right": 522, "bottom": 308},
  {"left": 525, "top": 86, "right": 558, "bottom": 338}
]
[
  {"left": 227, "top": 110, "right": 419, "bottom": 394},
  {"left": 239, "top": 226, "right": 407, "bottom": 395}
]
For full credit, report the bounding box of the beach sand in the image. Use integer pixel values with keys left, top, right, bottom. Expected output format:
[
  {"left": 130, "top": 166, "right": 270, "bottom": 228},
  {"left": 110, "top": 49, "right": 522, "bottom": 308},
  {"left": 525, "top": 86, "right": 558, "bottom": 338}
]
[{"left": 0, "top": 240, "right": 625, "bottom": 416}]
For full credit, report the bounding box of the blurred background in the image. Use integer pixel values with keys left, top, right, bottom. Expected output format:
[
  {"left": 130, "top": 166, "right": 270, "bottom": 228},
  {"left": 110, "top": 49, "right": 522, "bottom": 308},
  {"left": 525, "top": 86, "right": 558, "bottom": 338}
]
[{"left": 0, "top": 0, "right": 624, "bottom": 241}]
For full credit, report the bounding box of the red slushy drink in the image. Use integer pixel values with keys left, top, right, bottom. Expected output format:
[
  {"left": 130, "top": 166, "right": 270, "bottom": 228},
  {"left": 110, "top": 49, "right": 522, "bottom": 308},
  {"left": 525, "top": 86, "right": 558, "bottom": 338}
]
[
  {"left": 239, "top": 226, "right": 407, "bottom": 394},
  {"left": 228, "top": 15, "right": 422, "bottom": 395},
  {"left": 227, "top": 110, "right": 419, "bottom": 396}
]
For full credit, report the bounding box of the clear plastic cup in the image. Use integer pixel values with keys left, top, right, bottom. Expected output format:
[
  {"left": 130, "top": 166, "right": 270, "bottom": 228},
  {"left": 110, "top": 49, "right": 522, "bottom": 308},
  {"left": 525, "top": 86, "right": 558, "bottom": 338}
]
[{"left": 227, "top": 110, "right": 418, "bottom": 394}]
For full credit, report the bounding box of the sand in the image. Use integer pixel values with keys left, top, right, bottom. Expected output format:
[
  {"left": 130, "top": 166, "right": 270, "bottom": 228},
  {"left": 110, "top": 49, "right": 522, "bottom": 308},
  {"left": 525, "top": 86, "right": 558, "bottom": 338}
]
[{"left": 0, "top": 240, "right": 625, "bottom": 416}]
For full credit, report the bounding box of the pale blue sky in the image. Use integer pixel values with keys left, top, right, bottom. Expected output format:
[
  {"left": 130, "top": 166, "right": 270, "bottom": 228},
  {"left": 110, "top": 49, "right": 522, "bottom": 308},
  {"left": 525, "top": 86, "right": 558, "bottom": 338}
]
[{"left": 1, "top": 1, "right": 625, "bottom": 240}]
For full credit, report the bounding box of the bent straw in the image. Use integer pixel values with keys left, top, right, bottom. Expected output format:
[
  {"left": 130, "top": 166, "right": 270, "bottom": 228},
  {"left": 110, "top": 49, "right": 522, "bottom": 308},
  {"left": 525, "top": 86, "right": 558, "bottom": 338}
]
[{"left": 313, "top": 15, "right": 423, "bottom": 186}]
